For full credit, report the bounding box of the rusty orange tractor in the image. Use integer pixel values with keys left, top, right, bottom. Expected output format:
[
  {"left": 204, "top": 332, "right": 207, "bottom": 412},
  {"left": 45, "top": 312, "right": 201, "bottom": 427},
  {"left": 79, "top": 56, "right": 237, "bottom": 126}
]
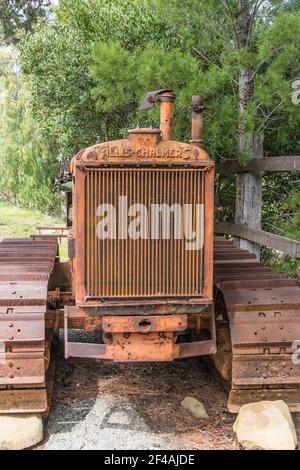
[{"left": 1, "top": 90, "right": 300, "bottom": 416}]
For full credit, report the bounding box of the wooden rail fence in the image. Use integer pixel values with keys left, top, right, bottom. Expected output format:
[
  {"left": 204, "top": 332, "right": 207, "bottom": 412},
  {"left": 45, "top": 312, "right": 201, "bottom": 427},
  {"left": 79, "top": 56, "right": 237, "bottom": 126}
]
[
  {"left": 215, "top": 155, "right": 300, "bottom": 257},
  {"left": 216, "top": 156, "right": 300, "bottom": 174},
  {"left": 215, "top": 222, "right": 300, "bottom": 258}
]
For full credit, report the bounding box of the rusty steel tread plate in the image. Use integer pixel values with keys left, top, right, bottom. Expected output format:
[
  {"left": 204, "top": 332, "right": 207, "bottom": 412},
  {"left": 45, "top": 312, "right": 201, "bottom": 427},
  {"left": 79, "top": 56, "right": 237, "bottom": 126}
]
[
  {"left": 214, "top": 259, "right": 258, "bottom": 266},
  {"left": 0, "top": 305, "right": 46, "bottom": 314},
  {"left": 214, "top": 264, "right": 270, "bottom": 272},
  {"left": 213, "top": 236, "right": 300, "bottom": 412},
  {"left": 1, "top": 238, "right": 58, "bottom": 244},
  {"left": 0, "top": 352, "right": 45, "bottom": 385},
  {"left": 0, "top": 245, "right": 57, "bottom": 251},
  {"left": 0, "top": 313, "right": 45, "bottom": 342},
  {"left": 231, "top": 353, "right": 300, "bottom": 386},
  {"left": 0, "top": 248, "right": 56, "bottom": 255},
  {"left": 0, "top": 237, "right": 57, "bottom": 412},
  {"left": 0, "top": 281, "right": 48, "bottom": 295},
  {"left": 220, "top": 278, "right": 296, "bottom": 288},
  {"left": 228, "top": 388, "right": 300, "bottom": 413},
  {"left": 214, "top": 273, "right": 285, "bottom": 283},
  {"left": 221, "top": 286, "right": 300, "bottom": 311},
  {"left": 214, "top": 253, "right": 257, "bottom": 260},
  {"left": 0, "top": 388, "right": 47, "bottom": 414},
  {"left": 0, "top": 266, "right": 51, "bottom": 273},
  {"left": 0, "top": 273, "right": 49, "bottom": 282},
  {"left": 0, "top": 258, "right": 56, "bottom": 265},
  {"left": 0, "top": 257, "right": 55, "bottom": 264}
]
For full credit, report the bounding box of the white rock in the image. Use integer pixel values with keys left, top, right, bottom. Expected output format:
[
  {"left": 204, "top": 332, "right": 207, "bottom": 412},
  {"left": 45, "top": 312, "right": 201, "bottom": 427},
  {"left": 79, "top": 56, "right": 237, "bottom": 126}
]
[
  {"left": 181, "top": 396, "right": 209, "bottom": 419},
  {"left": 0, "top": 414, "right": 43, "bottom": 450},
  {"left": 233, "top": 400, "right": 297, "bottom": 450}
]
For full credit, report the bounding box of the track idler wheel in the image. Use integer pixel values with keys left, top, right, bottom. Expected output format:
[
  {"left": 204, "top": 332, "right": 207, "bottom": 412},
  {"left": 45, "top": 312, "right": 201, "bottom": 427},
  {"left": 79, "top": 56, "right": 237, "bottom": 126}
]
[{"left": 211, "top": 323, "right": 232, "bottom": 383}]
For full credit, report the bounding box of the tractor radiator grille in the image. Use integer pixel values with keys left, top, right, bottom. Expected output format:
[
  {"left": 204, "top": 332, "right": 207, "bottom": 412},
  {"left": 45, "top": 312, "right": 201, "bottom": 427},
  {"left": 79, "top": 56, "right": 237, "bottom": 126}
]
[{"left": 85, "top": 168, "right": 205, "bottom": 298}]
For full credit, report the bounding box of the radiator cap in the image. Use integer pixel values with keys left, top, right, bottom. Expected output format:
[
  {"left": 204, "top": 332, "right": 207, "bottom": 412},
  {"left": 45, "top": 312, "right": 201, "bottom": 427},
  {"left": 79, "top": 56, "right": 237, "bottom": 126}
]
[{"left": 127, "top": 128, "right": 162, "bottom": 146}]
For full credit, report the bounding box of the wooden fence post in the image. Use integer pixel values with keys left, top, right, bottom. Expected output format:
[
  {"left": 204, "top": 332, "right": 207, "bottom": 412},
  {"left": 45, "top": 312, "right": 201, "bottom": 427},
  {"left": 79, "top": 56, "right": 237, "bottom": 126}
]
[{"left": 235, "top": 133, "right": 264, "bottom": 259}]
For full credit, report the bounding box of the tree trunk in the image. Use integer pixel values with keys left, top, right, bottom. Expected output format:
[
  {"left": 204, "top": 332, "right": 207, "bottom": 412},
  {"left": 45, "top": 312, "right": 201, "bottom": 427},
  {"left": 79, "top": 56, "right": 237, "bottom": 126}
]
[
  {"left": 235, "top": 133, "right": 263, "bottom": 258},
  {"left": 234, "top": 0, "right": 263, "bottom": 259}
]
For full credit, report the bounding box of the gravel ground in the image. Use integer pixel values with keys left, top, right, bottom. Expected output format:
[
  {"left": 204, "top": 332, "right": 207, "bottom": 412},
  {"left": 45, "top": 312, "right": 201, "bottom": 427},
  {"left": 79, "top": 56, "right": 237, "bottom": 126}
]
[{"left": 37, "top": 331, "right": 300, "bottom": 450}]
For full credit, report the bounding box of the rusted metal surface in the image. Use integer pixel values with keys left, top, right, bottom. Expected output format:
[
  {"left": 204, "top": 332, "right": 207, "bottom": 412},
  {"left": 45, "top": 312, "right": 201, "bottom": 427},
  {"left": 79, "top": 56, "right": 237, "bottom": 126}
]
[
  {"left": 76, "top": 298, "right": 212, "bottom": 309},
  {"left": 159, "top": 91, "right": 175, "bottom": 140},
  {"left": 232, "top": 354, "right": 300, "bottom": 385},
  {"left": 68, "top": 97, "right": 216, "bottom": 362},
  {"left": 65, "top": 306, "right": 216, "bottom": 362},
  {"left": 108, "top": 332, "right": 178, "bottom": 362},
  {"left": 0, "top": 238, "right": 57, "bottom": 413},
  {"left": 139, "top": 89, "right": 173, "bottom": 110},
  {"left": 178, "top": 340, "right": 216, "bottom": 358},
  {"left": 0, "top": 313, "right": 44, "bottom": 342},
  {"left": 102, "top": 315, "right": 187, "bottom": 333},
  {"left": 85, "top": 167, "right": 205, "bottom": 299},
  {"left": 65, "top": 334, "right": 216, "bottom": 362},
  {"left": 72, "top": 126, "right": 213, "bottom": 304},
  {"left": 0, "top": 282, "right": 48, "bottom": 306},
  {"left": 213, "top": 237, "right": 300, "bottom": 412},
  {"left": 0, "top": 389, "right": 48, "bottom": 413},
  {"left": 203, "top": 165, "right": 214, "bottom": 299},
  {"left": 0, "top": 352, "right": 44, "bottom": 385},
  {"left": 190, "top": 95, "right": 204, "bottom": 149},
  {"left": 67, "top": 99, "right": 217, "bottom": 362},
  {"left": 139, "top": 89, "right": 175, "bottom": 140},
  {"left": 228, "top": 389, "right": 300, "bottom": 413}
]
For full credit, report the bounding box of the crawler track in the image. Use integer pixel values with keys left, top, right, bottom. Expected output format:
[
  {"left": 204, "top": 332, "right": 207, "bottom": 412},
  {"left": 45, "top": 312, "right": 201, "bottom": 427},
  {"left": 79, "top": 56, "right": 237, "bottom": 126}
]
[
  {"left": 0, "top": 238, "right": 57, "bottom": 414},
  {"left": 213, "top": 237, "right": 300, "bottom": 412},
  {"left": 1, "top": 235, "right": 299, "bottom": 415}
]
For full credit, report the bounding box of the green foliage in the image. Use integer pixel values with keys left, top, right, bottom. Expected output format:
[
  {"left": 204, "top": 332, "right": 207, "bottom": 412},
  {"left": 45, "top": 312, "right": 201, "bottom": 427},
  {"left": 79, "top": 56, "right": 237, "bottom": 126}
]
[
  {"left": 255, "top": 11, "right": 300, "bottom": 155},
  {"left": 90, "top": 41, "right": 202, "bottom": 141},
  {"left": 281, "top": 186, "right": 300, "bottom": 240},
  {"left": 19, "top": 0, "right": 176, "bottom": 158},
  {"left": 1, "top": 0, "right": 300, "bottom": 265},
  {"left": 0, "top": 0, "right": 51, "bottom": 45},
  {"left": 0, "top": 49, "right": 59, "bottom": 213},
  {"left": 89, "top": 0, "right": 300, "bottom": 161},
  {"left": 20, "top": 0, "right": 300, "bottom": 163}
]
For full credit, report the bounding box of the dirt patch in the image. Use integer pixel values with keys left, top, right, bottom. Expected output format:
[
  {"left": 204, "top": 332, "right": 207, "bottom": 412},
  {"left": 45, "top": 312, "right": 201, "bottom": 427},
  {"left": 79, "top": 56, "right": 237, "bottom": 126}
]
[
  {"left": 37, "top": 331, "right": 300, "bottom": 449},
  {"left": 44, "top": 344, "right": 239, "bottom": 449}
]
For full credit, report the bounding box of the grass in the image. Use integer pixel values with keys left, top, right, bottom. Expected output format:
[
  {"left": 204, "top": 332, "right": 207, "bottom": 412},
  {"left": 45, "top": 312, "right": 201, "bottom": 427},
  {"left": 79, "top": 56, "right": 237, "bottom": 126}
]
[{"left": 0, "top": 198, "right": 68, "bottom": 260}]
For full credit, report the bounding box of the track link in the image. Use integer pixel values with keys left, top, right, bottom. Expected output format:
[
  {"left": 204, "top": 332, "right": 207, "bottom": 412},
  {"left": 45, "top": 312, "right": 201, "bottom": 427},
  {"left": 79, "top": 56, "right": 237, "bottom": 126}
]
[
  {"left": 0, "top": 238, "right": 57, "bottom": 414},
  {"left": 213, "top": 236, "right": 300, "bottom": 412}
]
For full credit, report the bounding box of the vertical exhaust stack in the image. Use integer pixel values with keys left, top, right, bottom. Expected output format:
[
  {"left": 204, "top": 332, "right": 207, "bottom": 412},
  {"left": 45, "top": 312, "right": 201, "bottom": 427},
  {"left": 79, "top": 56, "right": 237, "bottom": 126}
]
[
  {"left": 158, "top": 91, "right": 175, "bottom": 140},
  {"left": 190, "top": 95, "right": 204, "bottom": 149},
  {"left": 139, "top": 89, "right": 175, "bottom": 140}
]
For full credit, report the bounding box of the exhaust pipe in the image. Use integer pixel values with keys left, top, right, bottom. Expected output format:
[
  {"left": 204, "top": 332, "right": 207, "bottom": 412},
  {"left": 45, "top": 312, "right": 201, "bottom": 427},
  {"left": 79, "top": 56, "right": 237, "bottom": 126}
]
[
  {"left": 139, "top": 89, "right": 175, "bottom": 140},
  {"left": 190, "top": 95, "right": 204, "bottom": 149},
  {"left": 158, "top": 91, "right": 175, "bottom": 140}
]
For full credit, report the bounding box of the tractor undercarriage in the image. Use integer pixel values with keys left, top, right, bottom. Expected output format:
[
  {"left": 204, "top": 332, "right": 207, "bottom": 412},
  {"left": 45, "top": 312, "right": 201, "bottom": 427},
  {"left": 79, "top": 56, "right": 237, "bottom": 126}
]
[{"left": 1, "top": 235, "right": 300, "bottom": 415}]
